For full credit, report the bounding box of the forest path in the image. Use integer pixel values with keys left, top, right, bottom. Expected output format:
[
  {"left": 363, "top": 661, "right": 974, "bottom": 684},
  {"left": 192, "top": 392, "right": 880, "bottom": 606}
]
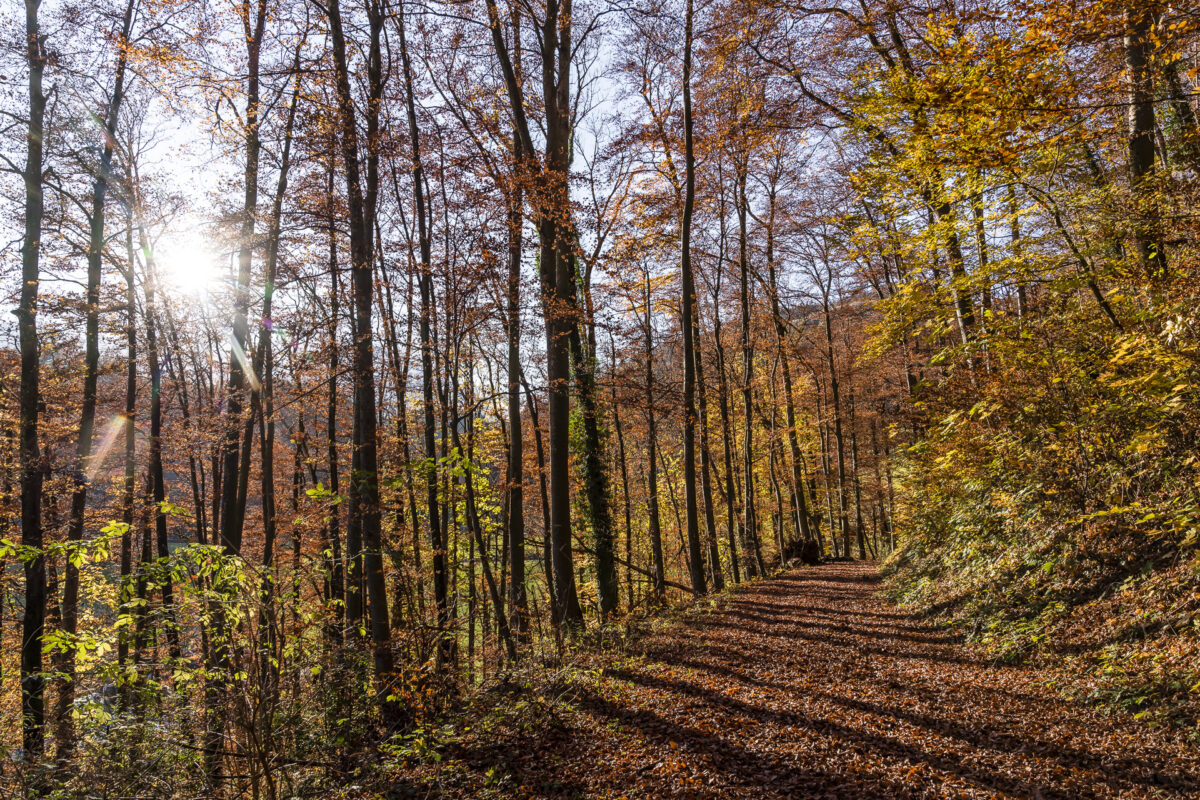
[{"left": 441, "top": 563, "right": 1200, "bottom": 799}]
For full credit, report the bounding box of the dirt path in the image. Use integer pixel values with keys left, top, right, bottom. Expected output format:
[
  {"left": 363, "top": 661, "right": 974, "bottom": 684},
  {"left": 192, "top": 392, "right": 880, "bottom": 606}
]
[{"left": 441, "top": 563, "right": 1200, "bottom": 799}]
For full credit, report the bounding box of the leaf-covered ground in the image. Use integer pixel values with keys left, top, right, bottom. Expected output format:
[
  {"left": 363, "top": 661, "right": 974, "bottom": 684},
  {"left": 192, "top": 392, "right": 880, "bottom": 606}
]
[{"left": 385, "top": 563, "right": 1200, "bottom": 799}]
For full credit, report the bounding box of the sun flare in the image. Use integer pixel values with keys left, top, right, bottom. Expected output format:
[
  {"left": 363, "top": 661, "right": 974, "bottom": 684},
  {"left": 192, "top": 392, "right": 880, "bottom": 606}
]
[{"left": 152, "top": 231, "right": 224, "bottom": 299}]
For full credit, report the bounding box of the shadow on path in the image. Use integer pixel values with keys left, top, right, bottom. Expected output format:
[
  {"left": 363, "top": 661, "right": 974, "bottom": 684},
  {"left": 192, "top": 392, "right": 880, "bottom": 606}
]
[{"left": 442, "top": 563, "right": 1200, "bottom": 799}]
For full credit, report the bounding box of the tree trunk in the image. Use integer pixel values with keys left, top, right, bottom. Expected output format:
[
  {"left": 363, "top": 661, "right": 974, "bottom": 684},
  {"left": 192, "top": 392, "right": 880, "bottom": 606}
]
[
  {"left": 484, "top": 0, "right": 583, "bottom": 627},
  {"left": 521, "top": 375, "right": 555, "bottom": 623},
  {"left": 396, "top": 0, "right": 450, "bottom": 669},
  {"left": 846, "top": 375, "right": 867, "bottom": 559},
  {"left": 116, "top": 212, "right": 137, "bottom": 685},
  {"left": 255, "top": 58, "right": 299, "bottom": 698},
  {"left": 136, "top": 229, "right": 180, "bottom": 662},
  {"left": 736, "top": 169, "right": 762, "bottom": 577},
  {"left": 869, "top": 418, "right": 891, "bottom": 555},
  {"left": 19, "top": 0, "right": 47, "bottom": 756},
  {"left": 644, "top": 273, "right": 666, "bottom": 597},
  {"left": 325, "top": 203, "right": 345, "bottom": 642},
  {"left": 713, "top": 297, "right": 741, "bottom": 584},
  {"left": 1008, "top": 183, "right": 1028, "bottom": 317},
  {"left": 763, "top": 187, "right": 813, "bottom": 548},
  {"left": 566, "top": 259, "right": 618, "bottom": 616},
  {"left": 822, "top": 297, "right": 852, "bottom": 559},
  {"left": 971, "top": 177, "right": 992, "bottom": 322},
  {"left": 505, "top": 54, "right": 528, "bottom": 633},
  {"left": 217, "top": 0, "right": 268, "bottom": 557},
  {"left": 55, "top": 0, "right": 136, "bottom": 752},
  {"left": 452, "top": 383, "right": 518, "bottom": 662},
  {"left": 325, "top": 0, "right": 395, "bottom": 719},
  {"left": 1126, "top": 4, "right": 1165, "bottom": 278},
  {"left": 384, "top": 256, "right": 424, "bottom": 620},
  {"left": 610, "top": 344, "right": 637, "bottom": 608},
  {"left": 693, "top": 312, "right": 724, "bottom": 591},
  {"left": 679, "top": 0, "right": 707, "bottom": 596}
]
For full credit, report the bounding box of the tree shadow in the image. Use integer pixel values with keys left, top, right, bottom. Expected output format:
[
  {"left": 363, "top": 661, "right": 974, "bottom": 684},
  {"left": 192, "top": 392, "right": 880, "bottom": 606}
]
[
  {"left": 601, "top": 667, "right": 1197, "bottom": 797},
  {"left": 796, "top": 604, "right": 918, "bottom": 622},
  {"left": 689, "top": 609, "right": 960, "bottom": 646},
  {"left": 448, "top": 729, "right": 599, "bottom": 799},
  {"left": 438, "top": 566, "right": 1198, "bottom": 799},
  {"left": 583, "top": 675, "right": 1049, "bottom": 798},
  {"left": 641, "top": 647, "right": 1052, "bottom": 711},
  {"left": 569, "top": 687, "right": 841, "bottom": 798},
  {"left": 805, "top": 688, "right": 1199, "bottom": 791}
]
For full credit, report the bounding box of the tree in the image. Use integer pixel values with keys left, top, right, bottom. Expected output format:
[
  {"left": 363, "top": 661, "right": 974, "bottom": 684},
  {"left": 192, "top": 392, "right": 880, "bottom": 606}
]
[
  {"left": 323, "top": 0, "right": 396, "bottom": 718},
  {"left": 56, "top": 0, "right": 137, "bottom": 753},
  {"left": 18, "top": 0, "right": 48, "bottom": 759},
  {"left": 679, "top": 0, "right": 707, "bottom": 596},
  {"left": 483, "top": 0, "right": 584, "bottom": 626}
]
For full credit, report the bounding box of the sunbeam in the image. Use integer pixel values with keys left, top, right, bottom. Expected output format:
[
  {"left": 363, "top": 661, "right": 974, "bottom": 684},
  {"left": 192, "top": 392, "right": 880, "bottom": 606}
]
[{"left": 85, "top": 415, "right": 127, "bottom": 482}]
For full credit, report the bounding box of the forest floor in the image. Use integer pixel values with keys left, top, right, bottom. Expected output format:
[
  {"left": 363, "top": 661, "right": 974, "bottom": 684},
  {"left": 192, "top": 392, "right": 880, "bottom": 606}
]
[{"left": 379, "top": 563, "right": 1200, "bottom": 799}]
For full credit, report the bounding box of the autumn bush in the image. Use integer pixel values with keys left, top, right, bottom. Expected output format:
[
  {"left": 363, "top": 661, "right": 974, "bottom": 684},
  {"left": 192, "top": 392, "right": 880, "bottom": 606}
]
[{"left": 884, "top": 283, "right": 1200, "bottom": 733}]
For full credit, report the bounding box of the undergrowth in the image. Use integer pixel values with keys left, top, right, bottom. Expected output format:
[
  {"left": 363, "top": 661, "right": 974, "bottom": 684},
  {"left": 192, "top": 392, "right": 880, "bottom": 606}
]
[
  {"left": 365, "top": 584, "right": 741, "bottom": 796},
  {"left": 885, "top": 510, "right": 1200, "bottom": 737}
]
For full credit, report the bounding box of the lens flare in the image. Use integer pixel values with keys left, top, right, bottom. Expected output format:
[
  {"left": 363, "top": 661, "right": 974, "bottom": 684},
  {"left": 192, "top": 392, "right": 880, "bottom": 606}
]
[
  {"left": 85, "top": 415, "right": 128, "bottom": 482},
  {"left": 230, "top": 336, "right": 261, "bottom": 391}
]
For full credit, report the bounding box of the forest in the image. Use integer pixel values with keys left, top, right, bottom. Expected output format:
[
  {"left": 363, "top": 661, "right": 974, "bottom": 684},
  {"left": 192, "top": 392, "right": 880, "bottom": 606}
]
[{"left": 2, "top": 0, "right": 1200, "bottom": 796}]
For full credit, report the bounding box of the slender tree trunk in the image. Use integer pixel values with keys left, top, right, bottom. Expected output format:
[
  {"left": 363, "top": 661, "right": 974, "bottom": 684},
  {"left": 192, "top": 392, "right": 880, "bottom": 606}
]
[
  {"left": 325, "top": 0, "right": 395, "bottom": 719},
  {"left": 19, "top": 0, "right": 47, "bottom": 755},
  {"left": 133, "top": 474, "right": 153, "bottom": 678},
  {"left": 1126, "top": 4, "right": 1165, "bottom": 278},
  {"left": 56, "top": 0, "right": 135, "bottom": 752},
  {"left": 816, "top": 387, "right": 837, "bottom": 555},
  {"left": 610, "top": 345, "right": 636, "bottom": 608},
  {"left": 659, "top": 444, "right": 688, "bottom": 571},
  {"left": 452, "top": 381, "right": 517, "bottom": 662},
  {"left": 385, "top": 263, "right": 424, "bottom": 620},
  {"left": 117, "top": 213, "right": 137, "bottom": 683},
  {"left": 869, "top": 419, "right": 890, "bottom": 555},
  {"left": 440, "top": 346, "right": 457, "bottom": 668},
  {"left": 693, "top": 313, "right": 724, "bottom": 591},
  {"left": 881, "top": 421, "right": 897, "bottom": 552},
  {"left": 506, "top": 71, "right": 528, "bottom": 633},
  {"left": 255, "top": 58, "right": 299, "bottom": 697},
  {"left": 218, "top": 0, "right": 268, "bottom": 557},
  {"left": 521, "top": 375, "right": 555, "bottom": 623},
  {"left": 160, "top": 308, "right": 206, "bottom": 549},
  {"left": 396, "top": 0, "right": 450, "bottom": 669},
  {"left": 325, "top": 206, "right": 345, "bottom": 642},
  {"left": 822, "top": 296, "right": 852, "bottom": 559},
  {"left": 846, "top": 376, "right": 867, "bottom": 559},
  {"left": 713, "top": 302, "right": 741, "bottom": 584},
  {"left": 644, "top": 274, "right": 666, "bottom": 596},
  {"left": 971, "top": 178, "right": 993, "bottom": 321},
  {"left": 763, "top": 187, "right": 813, "bottom": 548},
  {"left": 679, "top": 0, "right": 706, "bottom": 596},
  {"left": 736, "top": 169, "right": 761, "bottom": 577},
  {"left": 1008, "top": 183, "right": 1028, "bottom": 317},
  {"left": 566, "top": 259, "right": 618, "bottom": 616},
  {"left": 768, "top": 418, "right": 786, "bottom": 560},
  {"left": 136, "top": 229, "right": 180, "bottom": 661}
]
